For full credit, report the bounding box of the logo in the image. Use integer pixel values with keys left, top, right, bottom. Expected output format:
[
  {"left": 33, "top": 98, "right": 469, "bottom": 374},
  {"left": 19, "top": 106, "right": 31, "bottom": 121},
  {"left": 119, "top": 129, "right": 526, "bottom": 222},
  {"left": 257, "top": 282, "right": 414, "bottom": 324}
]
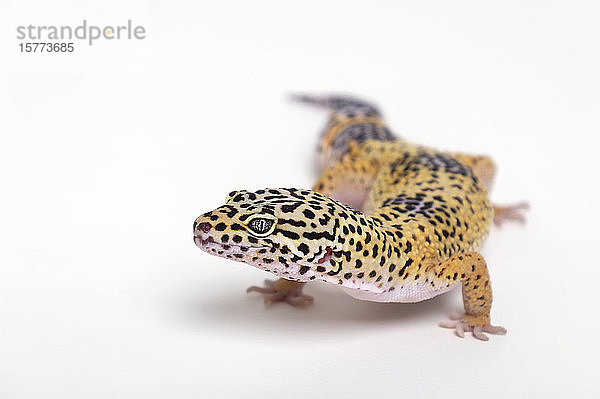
[{"left": 16, "top": 20, "right": 146, "bottom": 46}]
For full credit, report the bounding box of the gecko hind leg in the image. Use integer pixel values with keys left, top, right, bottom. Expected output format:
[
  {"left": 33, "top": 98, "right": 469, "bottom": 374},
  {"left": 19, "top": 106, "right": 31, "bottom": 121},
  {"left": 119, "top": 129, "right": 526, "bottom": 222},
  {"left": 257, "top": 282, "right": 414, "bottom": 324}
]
[
  {"left": 435, "top": 252, "right": 507, "bottom": 341},
  {"left": 313, "top": 149, "right": 379, "bottom": 211},
  {"left": 247, "top": 279, "right": 313, "bottom": 307},
  {"left": 450, "top": 152, "right": 529, "bottom": 226},
  {"left": 450, "top": 153, "right": 497, "bottom": 192},
  {"left": 493, "top": 202, "right": 530, "bottom": 226}
]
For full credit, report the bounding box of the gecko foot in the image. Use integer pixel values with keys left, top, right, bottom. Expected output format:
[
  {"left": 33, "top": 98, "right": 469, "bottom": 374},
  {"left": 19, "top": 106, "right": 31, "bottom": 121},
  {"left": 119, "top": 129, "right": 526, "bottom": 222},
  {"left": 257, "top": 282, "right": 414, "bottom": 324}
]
[
  {"left": 247, "top": 279, "right": 313, "bottom": 307},
  {"left": 493, "top": 202, "right": 529, "bottom": 226},
  {"left": 439, "top": 312, "right": 507, "bottom": 341}
]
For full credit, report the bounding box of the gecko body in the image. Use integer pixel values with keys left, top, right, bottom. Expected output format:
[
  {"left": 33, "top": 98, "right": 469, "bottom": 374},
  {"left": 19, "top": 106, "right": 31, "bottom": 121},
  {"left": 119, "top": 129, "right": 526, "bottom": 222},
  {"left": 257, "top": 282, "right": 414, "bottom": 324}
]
[{"left": 194, "top": 95, "right": 526, "bottom": 340}]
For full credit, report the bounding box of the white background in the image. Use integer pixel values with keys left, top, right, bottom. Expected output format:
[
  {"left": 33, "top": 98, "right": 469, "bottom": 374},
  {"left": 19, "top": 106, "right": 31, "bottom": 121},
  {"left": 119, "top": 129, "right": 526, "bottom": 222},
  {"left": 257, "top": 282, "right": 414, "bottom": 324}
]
[{"left": 1, "top": 1, "right": 599, "bottom": 398}]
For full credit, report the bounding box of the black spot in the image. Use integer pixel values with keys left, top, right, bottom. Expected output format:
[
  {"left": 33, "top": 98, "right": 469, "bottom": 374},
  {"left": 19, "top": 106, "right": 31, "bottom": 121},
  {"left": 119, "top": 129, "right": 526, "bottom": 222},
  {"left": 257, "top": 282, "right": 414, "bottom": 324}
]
[
  {"left": 281, "top": 203, "right": 302, "bottom": 213},
  {"left": 215, "top": 223, "right": 226, "bottom": 231},
  {"left": 299, "top": 266, "right": 310, "bottom": 275},
  {"left": 226, "top": 208, "right": 237, "bottom": 218},
  {"left": 303, "top": 209, "right": 315, "bottom": 219},
  {"left": 398, "top": 264, "right": 408, "bottom": 277},
  {"left": 303, "top": 231, "right": 335, "bottom": 241},
  {"left": 327, "top": 264, "right": 342, "bottom": 276},
  {"left": 344, "top": 273, "right": 352, "bottom": 279},
  {"left": 298, "top": 243, "right": 310, "bottom": 255},
  {"left": 277, "top": 229, "right": 300, "bottom": 240},
  {"left": 278, "top": 218, "right": 306, "bottom": 228}
]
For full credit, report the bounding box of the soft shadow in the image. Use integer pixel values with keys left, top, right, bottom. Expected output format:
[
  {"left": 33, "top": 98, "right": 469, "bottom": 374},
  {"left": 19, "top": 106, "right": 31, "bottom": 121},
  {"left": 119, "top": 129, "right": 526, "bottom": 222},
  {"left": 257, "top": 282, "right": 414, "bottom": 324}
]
[{"left": 171, "top": 281, "right": 462, "bottom": 338}]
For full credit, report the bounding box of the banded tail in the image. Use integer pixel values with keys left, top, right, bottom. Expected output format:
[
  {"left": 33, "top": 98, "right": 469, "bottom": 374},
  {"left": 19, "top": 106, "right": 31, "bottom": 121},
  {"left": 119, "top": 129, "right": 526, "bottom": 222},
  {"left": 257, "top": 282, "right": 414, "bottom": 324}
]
[
  {"left": 291, "top": 93, "right": 396, "bottom": 168},
  {"left": 290, "top": 94, "right": 381, "bottom": 117}
]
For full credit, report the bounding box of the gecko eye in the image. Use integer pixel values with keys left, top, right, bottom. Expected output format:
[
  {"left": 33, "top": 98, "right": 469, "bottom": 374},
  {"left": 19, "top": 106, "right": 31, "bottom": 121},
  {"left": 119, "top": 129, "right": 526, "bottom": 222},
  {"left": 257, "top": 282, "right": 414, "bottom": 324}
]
[{"left": 245, "top": 215, "right": 277, "bottom": 237}]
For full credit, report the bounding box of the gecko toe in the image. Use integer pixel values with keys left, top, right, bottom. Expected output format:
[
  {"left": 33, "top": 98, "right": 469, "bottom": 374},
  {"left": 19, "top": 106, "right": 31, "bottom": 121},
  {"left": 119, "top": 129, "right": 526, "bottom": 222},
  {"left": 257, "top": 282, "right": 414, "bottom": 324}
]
[
  {"left": 455, "top": 322, "right": 465, "bottom": 338},
  {"left": 246, "top": 286, "right": 275, "bottom": 294},
  {"left": 483, "top": 325, "right": 507, "bottom": 335},
  {"left": 440, "top": 313, "right": 506, "bottom": 341},
  {"left": 473, "top": 326, "right": 489, "bottom": 341},
  {"left": 286, "top": 294, "right": 314, "bottom": 307},
  {"left": 438, "top": 320, "right": 458, "bottom": 329}
]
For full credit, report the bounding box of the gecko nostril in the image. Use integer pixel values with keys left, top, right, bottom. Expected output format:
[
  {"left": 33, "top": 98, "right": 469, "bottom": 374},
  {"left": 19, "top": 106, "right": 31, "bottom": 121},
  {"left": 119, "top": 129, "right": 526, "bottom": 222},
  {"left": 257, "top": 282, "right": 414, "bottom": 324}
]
[{"left": 197, "top": 222, "right": 211, "bottom": 233}]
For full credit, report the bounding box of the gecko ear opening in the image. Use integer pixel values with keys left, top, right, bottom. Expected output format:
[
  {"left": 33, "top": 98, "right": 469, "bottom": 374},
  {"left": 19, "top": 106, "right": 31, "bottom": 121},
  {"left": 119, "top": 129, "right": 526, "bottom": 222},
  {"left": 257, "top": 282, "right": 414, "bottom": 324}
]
[{"left": 315, "top": 247, "right": 333, "bottom": 264}]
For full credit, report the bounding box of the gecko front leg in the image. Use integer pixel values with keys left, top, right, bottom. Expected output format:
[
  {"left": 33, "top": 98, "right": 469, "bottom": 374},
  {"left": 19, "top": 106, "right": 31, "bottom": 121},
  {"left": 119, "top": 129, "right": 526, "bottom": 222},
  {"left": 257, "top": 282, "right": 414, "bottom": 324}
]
[
  {"left": 435, "top": 252, "right": 507, "bottom": 341},
  {"left": 247, "top": 279, "right": 313, "bottom": 307}
]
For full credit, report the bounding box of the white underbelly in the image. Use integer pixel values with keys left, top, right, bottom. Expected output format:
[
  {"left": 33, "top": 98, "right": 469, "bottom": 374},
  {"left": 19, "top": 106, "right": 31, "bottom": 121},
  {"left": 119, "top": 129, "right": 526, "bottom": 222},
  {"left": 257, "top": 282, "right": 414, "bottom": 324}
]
[{"left": 340, "top": 281, "right": 459, "bottom": 303}]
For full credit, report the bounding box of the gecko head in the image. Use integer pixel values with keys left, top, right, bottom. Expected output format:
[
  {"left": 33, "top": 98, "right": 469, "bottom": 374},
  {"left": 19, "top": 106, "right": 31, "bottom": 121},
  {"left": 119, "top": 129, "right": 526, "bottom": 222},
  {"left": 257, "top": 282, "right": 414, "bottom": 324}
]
[{"left": 193, "top": 188, "right": 355, "bottom": 281}]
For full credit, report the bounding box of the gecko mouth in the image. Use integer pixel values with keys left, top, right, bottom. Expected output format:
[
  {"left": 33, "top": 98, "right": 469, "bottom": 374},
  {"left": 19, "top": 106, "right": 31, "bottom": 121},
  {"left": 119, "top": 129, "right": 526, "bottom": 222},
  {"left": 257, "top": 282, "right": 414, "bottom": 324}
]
[{"left": 193, "top": 235, "right": 268, "bottom": 254}]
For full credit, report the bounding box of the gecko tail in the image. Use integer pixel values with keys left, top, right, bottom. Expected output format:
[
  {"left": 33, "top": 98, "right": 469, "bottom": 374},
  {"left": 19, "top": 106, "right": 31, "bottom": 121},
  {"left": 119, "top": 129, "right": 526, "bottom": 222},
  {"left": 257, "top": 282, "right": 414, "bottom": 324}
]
[{"left": 290, "top": 93, "right": 381, "bottom": 116}]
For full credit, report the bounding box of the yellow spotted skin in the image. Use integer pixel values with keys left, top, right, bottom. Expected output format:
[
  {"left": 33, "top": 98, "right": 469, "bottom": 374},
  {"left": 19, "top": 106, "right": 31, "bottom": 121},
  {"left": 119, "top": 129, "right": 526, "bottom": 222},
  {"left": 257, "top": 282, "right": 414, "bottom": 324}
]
[{"left": 194, "top": 95, "right": 512, "bottom": 340}]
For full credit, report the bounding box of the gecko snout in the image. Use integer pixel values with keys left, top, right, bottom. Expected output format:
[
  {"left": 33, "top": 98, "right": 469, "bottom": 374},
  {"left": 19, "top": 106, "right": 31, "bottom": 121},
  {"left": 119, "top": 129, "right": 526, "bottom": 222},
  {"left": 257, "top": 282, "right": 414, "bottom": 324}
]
[
  {"left": 193, "top": 221, "right": 214, "bottom": 248},
  {"left": 196, "top": 222, "right": 211, "bottom": 233}
]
